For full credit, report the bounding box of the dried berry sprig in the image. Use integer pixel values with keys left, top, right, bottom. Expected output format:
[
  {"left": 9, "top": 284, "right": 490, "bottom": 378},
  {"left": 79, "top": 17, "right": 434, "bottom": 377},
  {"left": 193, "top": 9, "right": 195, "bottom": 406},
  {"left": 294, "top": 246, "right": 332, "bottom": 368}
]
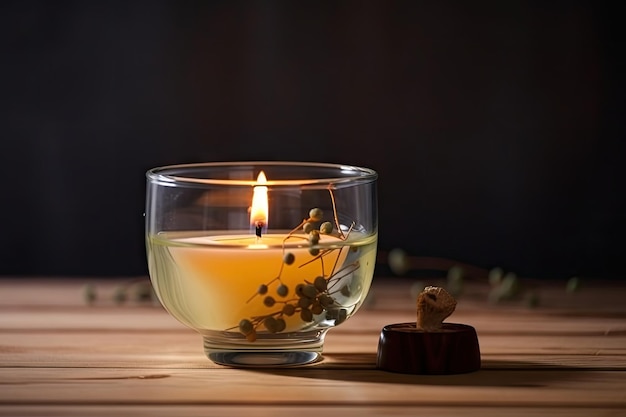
[
  {"left": 229, "top": 259, "right": 359, "bottom": 340},
  {"left": 82, "top": 278, "right": 156, "bottom": 306},
  {"left": 232, "top": 185, "right": 364, "bottom": 341},
  {"left": 244, "top": 203, "right": 349, "bottom": 304}
]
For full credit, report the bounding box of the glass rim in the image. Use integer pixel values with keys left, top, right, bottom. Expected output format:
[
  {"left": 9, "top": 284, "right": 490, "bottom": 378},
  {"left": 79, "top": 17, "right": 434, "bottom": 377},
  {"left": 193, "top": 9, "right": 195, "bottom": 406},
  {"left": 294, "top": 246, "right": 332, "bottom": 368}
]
[{"left": 146, "top": 161, "right": 378, "bottom": 187}]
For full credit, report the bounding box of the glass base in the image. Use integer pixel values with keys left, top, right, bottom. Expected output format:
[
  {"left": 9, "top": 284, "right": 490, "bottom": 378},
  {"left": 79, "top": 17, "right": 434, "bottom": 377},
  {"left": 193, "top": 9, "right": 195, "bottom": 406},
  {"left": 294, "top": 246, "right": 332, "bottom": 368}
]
[
  {"left": 202, "top": 329, "right": 327, "bottom": 367},
  {"left": 208, "top": 351, "right": 322, "bottom": 367}
]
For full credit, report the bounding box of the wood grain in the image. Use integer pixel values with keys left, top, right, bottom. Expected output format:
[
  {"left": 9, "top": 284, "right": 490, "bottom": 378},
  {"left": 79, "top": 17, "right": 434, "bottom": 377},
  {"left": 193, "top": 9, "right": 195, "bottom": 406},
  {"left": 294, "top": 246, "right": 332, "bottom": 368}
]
[
  {"left": 0, "top": 278, "right": 625, "bottom": 416},
  {"left": 2, "top": 406, "right": 624, "bottom": 417}
]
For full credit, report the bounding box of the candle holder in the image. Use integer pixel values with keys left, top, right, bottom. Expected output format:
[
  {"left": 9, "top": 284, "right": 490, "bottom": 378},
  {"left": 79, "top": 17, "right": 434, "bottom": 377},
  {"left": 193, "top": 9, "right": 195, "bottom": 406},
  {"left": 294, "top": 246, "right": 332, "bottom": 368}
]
[
  {"left": 376, "top": 286, "right": 481, "bottom": 374},
  {"left": 145, "top": 162, "right": 378, "bottom": 367}
]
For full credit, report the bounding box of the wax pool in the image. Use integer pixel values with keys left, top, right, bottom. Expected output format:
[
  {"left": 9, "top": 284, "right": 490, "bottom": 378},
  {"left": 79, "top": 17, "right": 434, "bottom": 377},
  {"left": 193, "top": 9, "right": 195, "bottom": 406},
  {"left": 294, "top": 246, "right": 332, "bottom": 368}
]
[{"left": 147, "top": 231, "right": 377, "bottom": 335}]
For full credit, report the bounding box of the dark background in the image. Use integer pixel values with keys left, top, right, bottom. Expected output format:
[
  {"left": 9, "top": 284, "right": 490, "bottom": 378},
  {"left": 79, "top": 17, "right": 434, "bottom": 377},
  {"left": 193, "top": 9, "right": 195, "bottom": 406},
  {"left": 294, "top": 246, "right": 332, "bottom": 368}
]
[{"left": 1, "top": 1, "right": 624, "bottom": 279}]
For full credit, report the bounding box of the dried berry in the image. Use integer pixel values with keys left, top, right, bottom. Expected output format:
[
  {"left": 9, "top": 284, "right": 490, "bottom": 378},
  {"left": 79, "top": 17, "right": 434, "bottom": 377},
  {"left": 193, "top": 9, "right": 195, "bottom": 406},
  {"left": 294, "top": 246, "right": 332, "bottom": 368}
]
[
  {"left": 302, "top": 284, "right": 317, "bottom": 299},
  {"left": 308, "top": 208, "right": 323, "bottom": 221},
  {"left": 264, "top": 316, "right": 278, "bottom": 333},
  {"left": 275, "top": 318, "right": 286, "bottom": 332},
  {"left": 283, "top": 253, "right": 295, "bottom": 265},
  {"left": 239, "top": 319, "right": 254, "bottom": 335},
  {"left": 319, "top": 294, "right": 334, "bottom": 307},
  {"left": 320, "top": 222, "right": 333, "bottom": 234},
  {"left": 295, "top": 283, "right": 305, "bottom": 297},
  {"left": 298, "top": 296, "right": 312, "bottom": 309},
  {"left": 276, "top": 284, "right": 289, "bottom": 297},
  {"left": 314, "top": 276, "right": 327, "bottom": 292},
  {"left": 83, "top": 283, "right": 97, "bottom": 305},
  {"left": 311, "top": 302, "right": 323, "bottom": 315},
  {"left": 282, "top": 304, "right": 295, "bottom": 316},
  {"left": 112, "top": 286, "right": 127, "bottom": 305},
  {"left": 308, "top": 230, "right": 320, "bottom": 245},
  {"left": 300, "top": 308, "right": 313, "bottom": 322}
]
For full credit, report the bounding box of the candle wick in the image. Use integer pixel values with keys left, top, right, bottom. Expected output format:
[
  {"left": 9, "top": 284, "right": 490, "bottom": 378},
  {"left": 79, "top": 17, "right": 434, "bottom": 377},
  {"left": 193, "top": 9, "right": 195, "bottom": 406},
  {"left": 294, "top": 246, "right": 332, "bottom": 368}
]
[{"left": 255, "top": 222, "right": 264, "bottom": 239}]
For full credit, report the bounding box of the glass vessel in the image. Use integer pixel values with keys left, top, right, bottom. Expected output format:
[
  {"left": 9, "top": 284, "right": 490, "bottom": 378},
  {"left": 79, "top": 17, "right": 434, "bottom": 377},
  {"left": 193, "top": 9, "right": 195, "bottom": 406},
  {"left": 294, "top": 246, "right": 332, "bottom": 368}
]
[{"left": 145, "top": 161, "right": 378, "bottom": 367}]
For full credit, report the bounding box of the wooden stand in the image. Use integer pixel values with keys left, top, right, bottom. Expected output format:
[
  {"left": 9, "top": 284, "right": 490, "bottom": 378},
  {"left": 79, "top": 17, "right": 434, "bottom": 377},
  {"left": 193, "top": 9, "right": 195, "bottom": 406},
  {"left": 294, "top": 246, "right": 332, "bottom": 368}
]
[{"left": 376, "top": 322, "right": 481, "bottom": 374}]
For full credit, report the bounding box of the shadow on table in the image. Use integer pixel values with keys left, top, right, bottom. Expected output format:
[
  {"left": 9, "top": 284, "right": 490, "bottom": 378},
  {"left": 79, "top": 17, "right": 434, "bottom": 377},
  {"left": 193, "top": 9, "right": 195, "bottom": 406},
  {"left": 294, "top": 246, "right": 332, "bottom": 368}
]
[{"left": 246, "top": 354, "right": 589, "bottom": 387}]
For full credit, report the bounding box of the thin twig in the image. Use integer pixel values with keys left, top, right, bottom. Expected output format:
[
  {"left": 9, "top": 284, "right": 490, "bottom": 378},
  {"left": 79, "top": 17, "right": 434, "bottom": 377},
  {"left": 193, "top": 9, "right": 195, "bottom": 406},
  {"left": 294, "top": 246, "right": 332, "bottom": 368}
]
[{"left": 328, "top": 186, "right": 344, "bottom": 239}]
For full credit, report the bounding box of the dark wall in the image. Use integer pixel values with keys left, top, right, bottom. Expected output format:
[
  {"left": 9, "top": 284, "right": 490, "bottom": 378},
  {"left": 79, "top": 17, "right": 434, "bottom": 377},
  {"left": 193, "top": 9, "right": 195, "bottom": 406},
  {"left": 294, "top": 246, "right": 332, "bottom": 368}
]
[{"left": 1, "top": 1, "right": 624, "bottom": 278}]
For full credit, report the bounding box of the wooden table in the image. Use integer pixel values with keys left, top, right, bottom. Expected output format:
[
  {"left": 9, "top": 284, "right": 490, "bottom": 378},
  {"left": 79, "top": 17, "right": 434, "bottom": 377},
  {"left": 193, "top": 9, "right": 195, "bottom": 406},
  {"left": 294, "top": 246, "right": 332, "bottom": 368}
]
[{"left": 1, "top": 277, "right": 625, "bottom": 416}]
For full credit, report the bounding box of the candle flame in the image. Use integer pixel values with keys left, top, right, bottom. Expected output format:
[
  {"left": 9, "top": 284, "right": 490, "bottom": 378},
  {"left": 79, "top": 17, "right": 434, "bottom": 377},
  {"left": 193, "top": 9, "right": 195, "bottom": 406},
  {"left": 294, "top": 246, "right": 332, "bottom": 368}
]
[{"left": 250, "top": 171, "right": 268, "bottom": 230}]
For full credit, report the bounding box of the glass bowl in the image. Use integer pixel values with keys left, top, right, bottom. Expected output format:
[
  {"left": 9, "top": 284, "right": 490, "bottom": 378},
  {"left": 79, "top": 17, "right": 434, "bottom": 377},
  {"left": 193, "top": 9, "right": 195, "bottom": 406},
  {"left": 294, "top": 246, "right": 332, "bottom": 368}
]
[{"left": 145, "top": 161, "right": 378, "bottom": 367}]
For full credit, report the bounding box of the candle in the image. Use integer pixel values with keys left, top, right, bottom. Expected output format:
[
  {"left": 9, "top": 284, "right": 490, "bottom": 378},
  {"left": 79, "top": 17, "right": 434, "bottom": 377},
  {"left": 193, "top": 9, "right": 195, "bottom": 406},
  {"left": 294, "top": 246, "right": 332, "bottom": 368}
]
[
  {"left": 146, "top": 161, "right": 378, "bottom": 366},
  {"left": 148, "top": 170, "right": 377, "bottom": 339},
  {"left": 167, "top": 233, "right": 348, "bottom": 331}
]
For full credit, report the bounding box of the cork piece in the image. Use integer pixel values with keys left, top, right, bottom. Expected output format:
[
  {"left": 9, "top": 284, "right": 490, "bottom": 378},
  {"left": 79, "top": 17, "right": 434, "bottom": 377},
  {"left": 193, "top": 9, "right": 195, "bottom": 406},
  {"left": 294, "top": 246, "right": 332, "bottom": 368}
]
[{"left": 416, "top": 286, "right": 457, "bottom": 331}]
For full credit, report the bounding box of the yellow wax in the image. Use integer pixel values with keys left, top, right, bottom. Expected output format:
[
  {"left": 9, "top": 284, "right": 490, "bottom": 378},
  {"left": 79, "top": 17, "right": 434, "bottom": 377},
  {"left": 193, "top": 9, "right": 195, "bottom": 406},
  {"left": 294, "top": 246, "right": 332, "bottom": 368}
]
[{"left": 166, "top": 233, "right": 346, "bottom": 330}]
